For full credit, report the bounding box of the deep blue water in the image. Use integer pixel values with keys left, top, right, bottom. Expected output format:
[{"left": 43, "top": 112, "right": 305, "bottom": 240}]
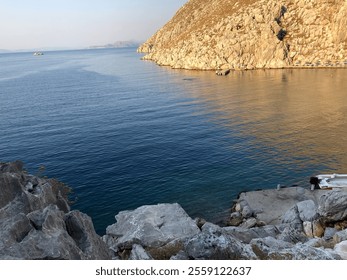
[{"left": 1, "top": 48, "right": 347, "bottom": 234}]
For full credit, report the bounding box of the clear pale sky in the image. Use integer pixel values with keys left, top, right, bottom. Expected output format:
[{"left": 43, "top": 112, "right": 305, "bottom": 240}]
[{"left": 0, "top": 0, "right": 187, "bottom": 50}]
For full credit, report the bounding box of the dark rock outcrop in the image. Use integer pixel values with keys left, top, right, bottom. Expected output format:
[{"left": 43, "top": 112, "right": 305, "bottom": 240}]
[{"left": 0, "top": 161, "right": 111, "bottom": 260}]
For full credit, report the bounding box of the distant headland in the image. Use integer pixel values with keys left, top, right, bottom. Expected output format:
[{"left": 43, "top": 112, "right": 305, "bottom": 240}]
[{"left": 89, "top": 40, "right": 141, "bottom": 49}]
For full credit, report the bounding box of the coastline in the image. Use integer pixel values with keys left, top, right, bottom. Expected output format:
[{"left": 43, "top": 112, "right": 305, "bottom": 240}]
[
  {"left": 140, "top": 53, "right": 347, "bottom": 72},
  {"left": 1, "top": 161, "right": 347, "bottom": 260}
]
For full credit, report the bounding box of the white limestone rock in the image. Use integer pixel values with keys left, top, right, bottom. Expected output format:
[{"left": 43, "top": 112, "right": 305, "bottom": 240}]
[
  {"left": 105, "top": 203, "right": 200, "bottom": 249},
  {"left": 334, "top": 240, "right": 347, "bottom": 260},
  {"left": 297, "top": 200, "right": 318, "bottom": 222}
]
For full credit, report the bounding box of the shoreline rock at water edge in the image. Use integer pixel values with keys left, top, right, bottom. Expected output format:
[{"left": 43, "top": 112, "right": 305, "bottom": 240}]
[
  {"left": 2, "top": 161, "right": 347, "bottom": 260},
  {"left": 0, "top": 161, "right": 111, "bottom": 260}
]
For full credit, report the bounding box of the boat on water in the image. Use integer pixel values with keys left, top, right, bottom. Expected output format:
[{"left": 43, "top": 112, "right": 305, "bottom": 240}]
[
  {"left": 33, "top": 52, "right": 44, "bottom": 56},
  {"left": 310, "top": 174, "right": 347, "bottom": 189}
]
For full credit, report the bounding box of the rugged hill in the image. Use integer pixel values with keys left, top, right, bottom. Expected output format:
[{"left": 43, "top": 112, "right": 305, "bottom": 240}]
[{"left": 138, "top": 0, "right": 347, "bottom": 70}]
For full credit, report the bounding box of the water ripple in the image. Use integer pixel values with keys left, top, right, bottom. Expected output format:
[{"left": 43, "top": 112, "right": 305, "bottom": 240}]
[{"left": 1, "top": 50, "right": 346, "bottom": 234}]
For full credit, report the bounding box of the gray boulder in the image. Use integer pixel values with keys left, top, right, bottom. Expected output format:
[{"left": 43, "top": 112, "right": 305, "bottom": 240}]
[
  {"left": 184, "top": 222, "right": 257, "bottom": 260},
  {"left": 323, "top": 227, "right": 338, "bottom": 241},
  {"left": 250, "top": 236, "right": 339, "bottom": 260},
  {"left": 105, "top": 203, "right": 200, "bottom": 250},
  {"left": 250, "top": 236, "right": 294, "bottom": 259},
  {"left": 318, "top": 190, "right": 347, "bottom": 221},
  {"left": 223, "top": 225, "right": 280, "bottom": 243},
  {"left": 277, "top": 226, "right": 308, "bottom": 244},
  {"left": 281, "top": 244, "right": 340, "bottom": 260},
  {"left": 64, "top": 210, "right": 111, "bottom": 259},
  {"left": 297, "top": 200, "right": 318, "bottom": 222},
  {"left": 333, "top": 229, "right": 347, "bottom": 244},
  {"left": 334, "top": 240, "right": 347, "bottom": 259},
  {"left": 304, "top": 237, "right": 329, "bottom": 248},
  {"left": 281, "top": 205, "right": 303, "bottom": 230},
  {"left": 0, "top": 213, "right": 33, "bottom": 250},
  {"left": 239, "top": 217, "right": 257, "bottom": 229},
  {"left": 0, "top": 162, "right": 111, "bottom": 260},
  {"left": 0, "top": 205, "right": 111, "bottom": 260}
]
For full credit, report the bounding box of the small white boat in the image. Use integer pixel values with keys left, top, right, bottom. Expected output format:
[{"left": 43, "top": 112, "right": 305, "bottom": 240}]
[
  {"left": 33, "top": 52, "right": 44, "bottom": 56},
  {"left": 310, "top": 174, "right": 347, "bottom": 189}
]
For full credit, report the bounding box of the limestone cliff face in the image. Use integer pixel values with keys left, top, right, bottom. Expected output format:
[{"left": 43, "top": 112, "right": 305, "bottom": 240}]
[{"left": 138, "top": 0, "right": 347, "bottom": 70}]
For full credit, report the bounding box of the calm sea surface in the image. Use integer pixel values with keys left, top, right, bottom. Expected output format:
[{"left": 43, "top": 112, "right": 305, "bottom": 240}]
[{"left": 1, "top": 48, "right": 347, "bottom": 234}]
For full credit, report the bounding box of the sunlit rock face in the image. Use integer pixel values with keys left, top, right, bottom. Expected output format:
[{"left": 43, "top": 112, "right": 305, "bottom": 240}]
[{"left": 138, "top": 0, "right": 347, "bottom": 70}]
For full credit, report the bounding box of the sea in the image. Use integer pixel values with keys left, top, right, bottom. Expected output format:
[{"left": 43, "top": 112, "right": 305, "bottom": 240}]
[{"left": 1, "top": 48, "right": 347, "bottom": 234}]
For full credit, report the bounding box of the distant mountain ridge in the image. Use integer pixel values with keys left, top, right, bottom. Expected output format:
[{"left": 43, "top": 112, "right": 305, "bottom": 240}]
[
  {"left": 138, "top": 0, "right": 347, "bottom": 70},
  {"left": 89, "top": 41, "right": 140, "bottom": 49}
]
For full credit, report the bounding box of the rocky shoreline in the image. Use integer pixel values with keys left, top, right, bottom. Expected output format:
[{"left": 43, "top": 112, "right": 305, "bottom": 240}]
[
  {"left": 1, "top": 161, "right": 347, "bottom": 260},
  {"left": 0, "top": 161, "right": 111, "bottom": 260}
]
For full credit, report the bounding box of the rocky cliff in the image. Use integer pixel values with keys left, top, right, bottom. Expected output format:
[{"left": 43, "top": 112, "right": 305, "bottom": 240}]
[
  {"left": 0, "top": 161, "right": 111, "bottom": 259},
  {"left": 138, "top": 0, "right": 347, "bottom": 70}
]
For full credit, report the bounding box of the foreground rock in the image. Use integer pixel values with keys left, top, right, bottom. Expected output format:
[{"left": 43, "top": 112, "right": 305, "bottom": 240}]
[
  {"left": 103, "top": 203, "right": 200, "bottom": 259},
  {"left": 0, "top": 161, "right": 111, "bottom": 260},
  {"left": 230, "top": 187, "right": 324, "bottom": 226},
  {"left": 103, "top": 204, "right": 257, "bottom": 260},
  {"left": 2, "top": 161, "right": 347, "bottom": 260},
  {"left": 228, "top": 187, "right": 347, "bottom": 259},
  {"left": 138, "top": 0, "right": 347, "bottom": 70},
  {"left": 103, "top": 187, "right": 347, "bottom": 260}
]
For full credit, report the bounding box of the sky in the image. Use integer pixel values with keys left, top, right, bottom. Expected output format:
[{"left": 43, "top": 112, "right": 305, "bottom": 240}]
[{"left": 0, "top": 0, "right": 187, "bottom": 51}]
